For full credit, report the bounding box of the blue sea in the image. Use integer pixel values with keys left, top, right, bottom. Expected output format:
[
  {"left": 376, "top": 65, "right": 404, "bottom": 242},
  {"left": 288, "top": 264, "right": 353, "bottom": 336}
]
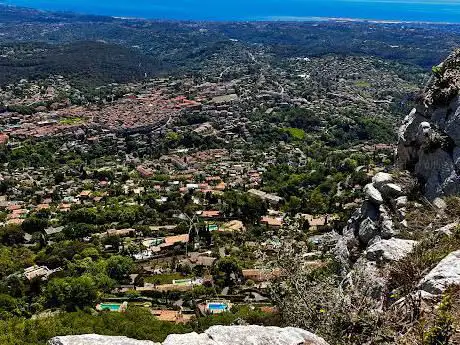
[{"left": 3, "top": 0, "right": 460, "bottom": 23}]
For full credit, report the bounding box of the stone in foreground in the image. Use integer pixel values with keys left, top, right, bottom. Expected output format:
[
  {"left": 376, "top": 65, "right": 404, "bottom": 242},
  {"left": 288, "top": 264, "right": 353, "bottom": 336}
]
[
  {"left": 49, "top": 325, "right": 330, "bottom": 345},
  {"left": 48, "top": 334, "right": 159, "bottom": 345},
  {"left": 419, "top": 250, "right": 460, "bottom": 295},
  {"left": 372, "top": 173, "right": 393, "bottom": 188},
  {"left": 364, "top": 183, "right": 384, "bottom": 205},
  {"left": 366, "top": 238, "right": 418, "bottom": 262}
]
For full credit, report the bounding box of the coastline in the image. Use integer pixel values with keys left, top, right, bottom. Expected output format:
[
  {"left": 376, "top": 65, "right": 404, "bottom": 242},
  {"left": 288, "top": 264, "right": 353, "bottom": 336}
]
[{"left": 2, "top": 2, "right": 460, "bottom": 25}]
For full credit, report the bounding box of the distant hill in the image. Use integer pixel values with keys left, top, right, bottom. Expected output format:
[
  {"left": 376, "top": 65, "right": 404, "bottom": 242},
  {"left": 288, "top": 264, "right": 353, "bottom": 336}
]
[
  {"left": 0, "top": 4, "right": 460, "bottom": 86},
  {"left": 0, "top": 41, "right": 167, "bottom": 86}
]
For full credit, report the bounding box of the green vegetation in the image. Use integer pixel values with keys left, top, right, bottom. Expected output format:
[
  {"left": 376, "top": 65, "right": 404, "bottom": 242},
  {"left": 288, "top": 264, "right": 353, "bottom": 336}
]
[
  {"left": 355, "top": 81, "right": 371, "bottom": 88},
  {"left": 0, "top": 6, "right": 456, "bottom": 345},
  {"left": 59, "top": 117, "right": 85, "bottom": 125},
  {"left": 422, "top": 291, "right": 454, "bottom": 345},
  {"left": 432, "top": 65, "right": 443, "bottom": 77},
  {"left": 144, "top": 273, "right": 190, "bottom": 285},
  {"left": 282, "top": 127, "right": 305, "bottom": 140},
  {"left": 0, "top": 306, "right": 279, "bottom": 345}
]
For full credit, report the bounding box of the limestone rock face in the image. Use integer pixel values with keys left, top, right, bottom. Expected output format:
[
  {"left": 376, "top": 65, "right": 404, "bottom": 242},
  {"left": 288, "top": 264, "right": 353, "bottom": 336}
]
[
  {"left": 203, "top": 325, "right": 329, "bottom": 345},
  {"left": 48, "top": 326, "right": 330, "bottom": 345},
  {"left": 48, "top": 334, "right": 159, "bottom": 345},
  {"left": 435, "top": 223, "right": 459, "bottom": 236},
  {"left": 335, "top": 171, "right": 412, "bottom": 261},
  {"left": 364, "top": 183, "right": 384, "bottom": 205},
  {"left": 366, "top": 238, "right": 418, "bottom": 262},
  {"left": 380, "top": 183, "right": 403, "bottom": 198},
  {"left": 358, "top": 217, "right": 379, "bottom": 245},
  {"left": 372, "top": 172, "right": 393, "bottom": 188},
  {"left": 397, "top": 49, "right": 460, "bottom": 200},
  {"left": 419, "top": 250, "right": 460, "bottom": 295}
]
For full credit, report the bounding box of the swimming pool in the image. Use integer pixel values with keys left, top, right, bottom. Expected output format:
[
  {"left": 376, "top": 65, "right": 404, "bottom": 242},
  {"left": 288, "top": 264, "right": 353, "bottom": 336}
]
[
  {"left": 98, "top": 303, "right": 122, "bottom": 311},
  {"left": 207, "top": 303, "right": 227, "bottom": 311},
  {"left": 173, "top": 279, "right": 193, "bottom": 286}
]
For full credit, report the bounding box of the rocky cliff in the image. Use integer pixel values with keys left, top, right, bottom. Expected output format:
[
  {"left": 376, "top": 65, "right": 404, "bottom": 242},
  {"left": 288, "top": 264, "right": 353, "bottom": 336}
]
[
  {"left": 333, "top": 47, "right": 460, "bottom": 299},
  {"left": 48, "top": 325, "right": 329, "bottom": 345},
  {"left": 397, "top": 49, "right": 460, "bottom": 199},
  {"left": 334, "top": 172, "right": 415, "bottom": 268}
]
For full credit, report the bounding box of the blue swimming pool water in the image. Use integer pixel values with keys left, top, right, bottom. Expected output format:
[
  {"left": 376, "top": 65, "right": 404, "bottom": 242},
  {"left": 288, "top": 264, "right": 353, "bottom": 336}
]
[
  {"left": 208, "top": 303, "right": 227, "bottom": 310},
  {"left": 99, "top": 303, "right": 121, "bottom": 311}
]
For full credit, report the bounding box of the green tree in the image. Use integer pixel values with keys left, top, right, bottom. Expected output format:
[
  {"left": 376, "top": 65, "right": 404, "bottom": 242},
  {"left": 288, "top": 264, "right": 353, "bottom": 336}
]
[
  {"left": 213, "top": 257, "right": 241, "bottom": 286},
  {"left": 0, "top": 225, "right": 25, "bottom": 245},
  {"left": 106, "top": 255, "right": 134, "bottom": 282},
  {"left": 45, "top": 275, "right": 98, "bottom": 310},
  {"left": 21, "top": 217, "right": 48, "bottom": 234},
  {"left": 0, "top": 293, "right": 19, "bottom": 317}
]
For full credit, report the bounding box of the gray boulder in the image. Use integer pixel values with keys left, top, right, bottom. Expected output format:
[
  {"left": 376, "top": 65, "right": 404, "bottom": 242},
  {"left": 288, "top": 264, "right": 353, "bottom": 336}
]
[
  {"left": 358, "top": 217, "right": 379, "bottom": 245},
  {"left": 433, "top": 197, "right": 447, "bottom": 210},
  {"left": 395, "top": 196, "right": 408, "bottom": 208},
  {"left": 414, "top": 148, "right": 459, "bottom": 200},
  {"left": 163, "top": 332, "right": 214, "bottom": 345},
  {"left": 380, "top": 183, "right": 404, "bottom": 197},
  {"left": 381, "top": 219, "right": 397, "bottom": 239},
  {"left": 49, "top": 326, "right": 330, "bottom": 345},
  {"left": 372, "top": 173, "right": 393, "bottom": 188},
  {"left": 364, "top": 183, "right": 383, "bottom": 205},
  {"left": 366, "top": 238, "right": 418, "bottom": 262},
  {"left": 360, "top": 200, "right": 379, "bottom": 221},
  {"left": 435, "top": 223, "right": 459, "bottom": 236},
  {"left": 203, "top": 325, "right": 329, "bottom": 345},
  {"left": 379, "top": 205, "right": 397, "bottom": 239},
  {"left": 419, "top": 250, "right": 460, "bottom": 295}
]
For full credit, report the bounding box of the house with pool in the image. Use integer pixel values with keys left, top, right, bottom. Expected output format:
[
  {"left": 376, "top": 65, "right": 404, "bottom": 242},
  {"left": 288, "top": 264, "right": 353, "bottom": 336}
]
[
  {"left": 96, "top": 301, "right": 128, "bottom": 312},
  {"left": 201, "top": 299, "right": 232, "bottom": 314}
]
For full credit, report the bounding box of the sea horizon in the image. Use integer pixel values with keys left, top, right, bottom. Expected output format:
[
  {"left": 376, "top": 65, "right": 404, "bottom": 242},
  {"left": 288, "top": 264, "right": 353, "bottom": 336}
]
[{"left": 3, "top": 0, "right": 460, "bottom": 24}]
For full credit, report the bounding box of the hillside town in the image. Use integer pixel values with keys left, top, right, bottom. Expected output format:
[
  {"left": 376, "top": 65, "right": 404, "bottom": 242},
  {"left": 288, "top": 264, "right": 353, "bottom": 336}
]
[
  {"left": 0, "top": 51, "right": 406, "bottom": 325},
  {"left": 3, "top": 5, "right": 460, "bottom": 345}
]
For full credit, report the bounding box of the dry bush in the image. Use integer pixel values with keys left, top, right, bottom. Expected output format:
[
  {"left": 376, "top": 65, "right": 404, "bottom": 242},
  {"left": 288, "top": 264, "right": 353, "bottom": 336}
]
[
  {"left": 445, "top": 197, "right": 460, "bottom": 220},
  {"left": 389, "top": 230, "right": 460, "bottom": 297},
  {"left": 268, "top": 229, "right": 460, "bottom": 345},
  {"left": 268, "top": 240, "right": 394, "bottom": 345},
  {"left": 397, "top": 288, "right": 459, "bottom": 345}
]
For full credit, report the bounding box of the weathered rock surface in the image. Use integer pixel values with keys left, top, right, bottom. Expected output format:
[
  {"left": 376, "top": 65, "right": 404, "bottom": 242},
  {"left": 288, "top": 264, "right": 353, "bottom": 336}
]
[
  {"left": 366, "top": 238, "right": 418, "bottom": 262},
  {"left": 433, "top": 197, "right": 447, "bottom": 210},
  {"left": 48, "top": 334, "right": 158, "bottom": 345},
  {"left": 358, "top": 217, "right": 379, "bottom": 245},
  {"left": 336, "top": 171, "right": 413, "bottom": 263},
  {"left": 397, "top": 49, "right": 460, "bottom": 200},
  {"left": 364, "top": 183, "right": 383, "bottom": 205},
  {"left": 48, "top": 326, "right": 330, "bottom": 345},
  {"left": 380, "top": 183, "right": 403, "bottom": 197},
  {"left": 372, "top": 172, "right": 393, "bottom": 188},
  {"left": 419, "top": 250, "right": 460, "bottom": 295},
  {"left": 435, "top": 222, "right": 459, "bottom": 236}
]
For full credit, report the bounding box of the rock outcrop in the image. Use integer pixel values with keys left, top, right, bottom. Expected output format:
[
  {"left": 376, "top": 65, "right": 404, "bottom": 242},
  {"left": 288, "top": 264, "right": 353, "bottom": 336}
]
[
  {"left": 365, "top": 238, "right": 418, "bottom": 262},
  {"left": 339, "top": 172, "right": 407, "bottom": 249},
  {"left": 397, "top": 49, "right": 460, "bottom": 199},
  {"left": 48, "top": 335, "right": 158, "bottom": 345},
  {"left": 48, "top": 325, "right": 330, "bottom": 345},
  {"left": 419, "top": 250, "right": 460, "bottom": 295}
]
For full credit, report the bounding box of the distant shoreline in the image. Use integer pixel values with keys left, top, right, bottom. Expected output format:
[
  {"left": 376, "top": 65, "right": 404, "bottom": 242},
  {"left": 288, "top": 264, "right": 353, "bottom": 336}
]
[
  {"left": 260, "top": 16, "right": 460, "bottom": 26},
  {"left": 2, "top": 3, "right": 460, "bottom": 25}
]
